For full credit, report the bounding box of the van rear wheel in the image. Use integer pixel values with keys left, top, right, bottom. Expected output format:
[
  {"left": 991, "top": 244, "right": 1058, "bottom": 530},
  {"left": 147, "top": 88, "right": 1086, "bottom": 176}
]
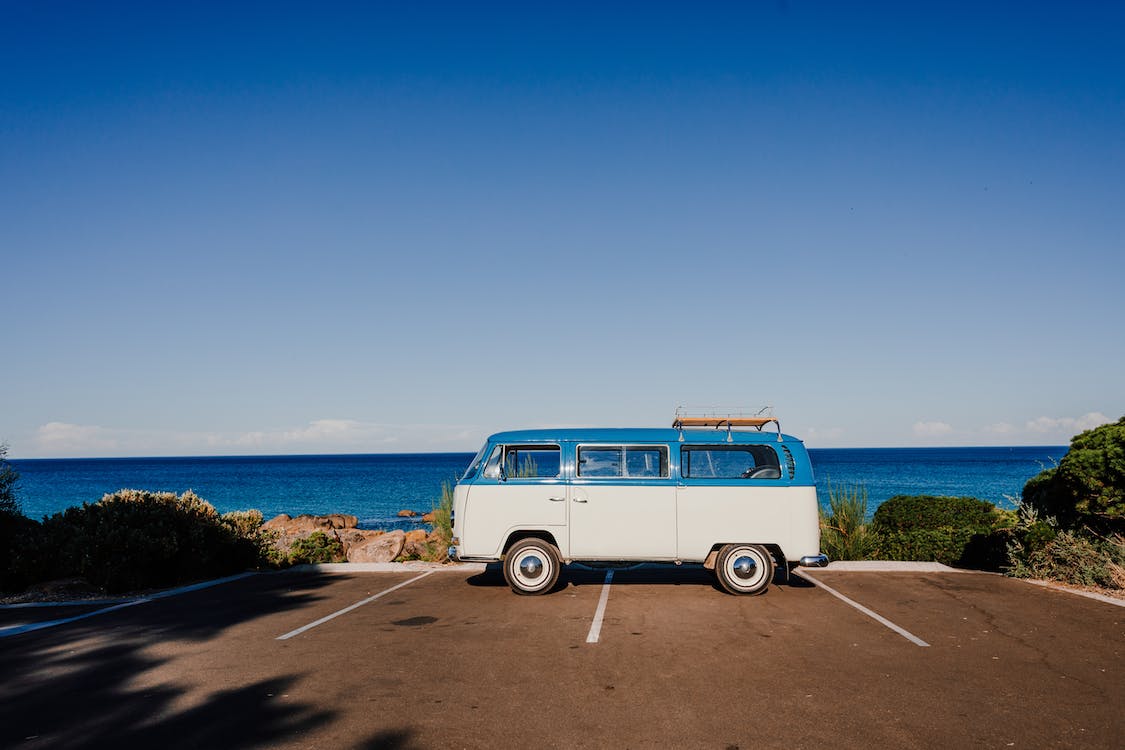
[
  {"left": 503, "top": 538, "right": 561, "bottom": 595},
  {"left": 715, "top": 544, "right": 772, "bottom": 595}
]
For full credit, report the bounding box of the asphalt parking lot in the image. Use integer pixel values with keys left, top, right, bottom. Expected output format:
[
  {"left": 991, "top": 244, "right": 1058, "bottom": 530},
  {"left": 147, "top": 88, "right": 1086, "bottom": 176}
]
[{"left": 1, "top": 565, "right": 1122, "bottom": 749}]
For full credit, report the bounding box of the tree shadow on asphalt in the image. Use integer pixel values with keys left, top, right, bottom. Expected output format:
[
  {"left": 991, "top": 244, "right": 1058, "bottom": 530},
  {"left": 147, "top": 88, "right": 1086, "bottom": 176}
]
[
  {"left": 0, "top": 570, "right": 356, "bottom": 749},
  {"left": 358, "top": 729, "right": 426, "bottom": 750}
]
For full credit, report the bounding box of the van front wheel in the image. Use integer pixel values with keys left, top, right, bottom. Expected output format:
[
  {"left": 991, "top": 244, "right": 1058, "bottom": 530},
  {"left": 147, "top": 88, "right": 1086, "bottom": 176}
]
[
  {"left": 503, "top": 538, "right": 561, "bottom": 595},
  {"left": 716, "top": 544, "right": 773, "bottom": 596}
]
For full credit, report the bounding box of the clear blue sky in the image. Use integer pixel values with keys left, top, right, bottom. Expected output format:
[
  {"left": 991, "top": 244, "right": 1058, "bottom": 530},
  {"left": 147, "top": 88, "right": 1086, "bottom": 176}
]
[{"left": 2, "top": 1, "right": 1122, "bottom": 457}]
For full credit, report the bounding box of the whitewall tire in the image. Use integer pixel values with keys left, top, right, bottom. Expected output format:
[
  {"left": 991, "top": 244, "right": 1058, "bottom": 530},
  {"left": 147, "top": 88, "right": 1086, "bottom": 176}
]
[
  {"left": 503, "top": 538, "right": 561, "bottom": 595},
  {"left": 715, "top": 544, "right": 773, "bottom": 596}
]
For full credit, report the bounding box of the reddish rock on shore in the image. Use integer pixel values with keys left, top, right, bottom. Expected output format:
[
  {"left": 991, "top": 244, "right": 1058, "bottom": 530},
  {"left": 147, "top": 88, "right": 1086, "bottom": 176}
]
[
  {"left": 347, "top": 530, "right": 405, "bottom": 563},
  {"left": 260, "top": 512, "right": 444, "bottom": 563}
]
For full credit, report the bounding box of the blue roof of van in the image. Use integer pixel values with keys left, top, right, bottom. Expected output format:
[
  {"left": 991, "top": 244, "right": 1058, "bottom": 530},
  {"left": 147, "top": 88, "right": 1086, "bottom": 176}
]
[{"left": 486, "top": 428, "right": 803, "bottom": 445}]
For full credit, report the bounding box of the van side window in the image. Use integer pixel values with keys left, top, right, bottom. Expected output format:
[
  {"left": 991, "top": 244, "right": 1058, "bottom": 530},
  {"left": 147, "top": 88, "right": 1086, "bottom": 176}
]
[
  {"left": 681, "top": 445, "right": 782, "bottom": 479},
  {"left": 578, "top": 445, "right": 669, "bottom": 478},
  {"left": 503, "top": 445, "right": 561, "bottom": 479}
]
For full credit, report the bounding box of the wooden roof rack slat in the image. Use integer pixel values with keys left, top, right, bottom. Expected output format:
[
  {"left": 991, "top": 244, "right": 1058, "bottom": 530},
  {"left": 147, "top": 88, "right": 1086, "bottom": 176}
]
[
  {"left": 672, "top": 406, "right": 783, "bottom": 441},
  {"left": 672, "top": 416, "right": 778, "bottom": 429}
]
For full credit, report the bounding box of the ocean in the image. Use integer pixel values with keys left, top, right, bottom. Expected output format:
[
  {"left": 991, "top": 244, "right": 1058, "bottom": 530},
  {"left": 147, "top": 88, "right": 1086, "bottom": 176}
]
[{"left": 8, "top": 446, "right": 1066, "bottom": 529}]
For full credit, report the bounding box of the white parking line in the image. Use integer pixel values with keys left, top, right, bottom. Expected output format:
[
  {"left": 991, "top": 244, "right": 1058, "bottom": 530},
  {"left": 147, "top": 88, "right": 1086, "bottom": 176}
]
[
  {"left": 0, "top": 572, "right": 257, "bottom": 639},
  {"left": 795, "top": 571, "right": 930, "bottom": 647},
  {"left": 276, "top": 571, "right": 435, "bottom": 640},
  {"left": 585, "top": 570, "right": 614, "bottom": 644}
]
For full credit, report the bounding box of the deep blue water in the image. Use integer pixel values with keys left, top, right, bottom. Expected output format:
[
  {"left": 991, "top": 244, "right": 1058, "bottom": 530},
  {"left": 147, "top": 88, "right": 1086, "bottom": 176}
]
[
  {"left": 807, "top": 446, "right": 1065, "bottom": 513},
  {"left": 10, "top": 453, "right": 474, "bottom": 531},
  {"left": 9, "top": 446, "right": 1066, "bottom": 528}
]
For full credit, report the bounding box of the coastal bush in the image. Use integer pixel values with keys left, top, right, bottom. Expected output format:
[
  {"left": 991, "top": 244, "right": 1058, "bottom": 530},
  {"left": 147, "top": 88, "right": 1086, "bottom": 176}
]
[
  {"left": 870, "top": 495, "right": 1012, "bottom": 566},
  {"left": 221, "top": 508, "right": 264, "bottom": 537},
  {"left": 1004, "top": 500, "right": 1125, "bottom": 589},
  {"left": 35, "top": 489, "right": 260, "bottom": 593},
  {"left": 872, "top": 495, "right": 1000, "bottom": 531},
  {"left": 287, "top": 531, "right": 344, "bottom": 564},
  {"left": 819, "top": 482, "right": 876, "bottom": 561},
  {"left": 0, "top": 443, "right": 19, "bottom": 517},
  {"left": 1021, "top": 416, "right": 1125, "bottom": 532},
  {"left": 0, "top": 446, "right": 42, "bottom": 592},
  {"left": 423, "top": 481, "right": 455, "bottom": 561},
  {"left": 0, "top": 514, "right": 42, "bottom": 593},
  {"left": 1008, "top": 529, "right": 1125, "bottom": 589},
  {"left": 874, "top": 528, "right": 982, "bottom": 566}
]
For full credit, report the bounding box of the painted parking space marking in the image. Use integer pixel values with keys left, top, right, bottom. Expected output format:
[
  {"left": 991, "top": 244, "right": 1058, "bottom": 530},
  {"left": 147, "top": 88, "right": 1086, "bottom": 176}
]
[
  {"left": 585, "top": 570, "right": 614, "bottom": 644},
  {"left": 0, "top": 572, "right": 257, "bottom": 639},
  {"left": 795, "top": 571, "right": 930, "bottom": 647},
  {"left": 276, "top": 571, "right": 435, "bottom": 640}
]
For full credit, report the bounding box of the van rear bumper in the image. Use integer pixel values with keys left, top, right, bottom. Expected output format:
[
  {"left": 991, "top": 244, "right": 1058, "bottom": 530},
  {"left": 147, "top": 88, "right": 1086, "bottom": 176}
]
[
  {"left": 447, "top": 546, "right": 495, "bottom": 564},
  {"left": 798, "top": 554, "right": 830, "bottom": 568}
]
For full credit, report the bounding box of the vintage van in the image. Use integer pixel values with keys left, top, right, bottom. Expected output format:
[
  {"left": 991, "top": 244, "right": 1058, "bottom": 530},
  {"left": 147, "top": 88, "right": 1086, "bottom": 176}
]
[{"left": 448, "top": 413, "right": 828, "bottom": 595}]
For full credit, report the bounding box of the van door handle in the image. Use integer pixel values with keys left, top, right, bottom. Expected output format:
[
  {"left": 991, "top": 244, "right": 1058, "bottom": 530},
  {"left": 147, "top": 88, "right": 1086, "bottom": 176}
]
[
  {"left": 572, "top": 498, "right": 588, "bottom": 503},
  {"left": 548, "top": 496, "right": 566, "bottom": 502}
]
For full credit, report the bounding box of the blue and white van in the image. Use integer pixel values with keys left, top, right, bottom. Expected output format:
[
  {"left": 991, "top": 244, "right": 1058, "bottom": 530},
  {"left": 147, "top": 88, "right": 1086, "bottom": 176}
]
[{"left": 449, "top": 413, "right": 828, "bottom": 595}]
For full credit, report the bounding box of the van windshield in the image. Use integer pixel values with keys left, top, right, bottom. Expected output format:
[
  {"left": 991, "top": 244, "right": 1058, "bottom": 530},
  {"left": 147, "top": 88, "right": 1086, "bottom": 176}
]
[{"left": 462, "top": 444, "right": 490, "bottom": 481}]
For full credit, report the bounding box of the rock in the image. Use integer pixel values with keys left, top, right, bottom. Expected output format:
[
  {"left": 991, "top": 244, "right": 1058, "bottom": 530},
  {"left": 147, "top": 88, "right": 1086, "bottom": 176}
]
[
  {"left": 347, "top": 530, "right": 405, "bottom": 563},
  {"left": 401, "top": 528, "right": 435, "bottom": 559},
  {"left": 336, "top": 529, "right": 383, "bottom": 549},
  {"left": 397, "top": 509, "right": 417, "bottom": 518},
  {"left": 262, "top": 513, "right": 332, "bottom": 534},
  {"left": 324, "top": 514, "right": 358, "bottom": 529},
  {"left": 421, "top": 511, "right": 435, "bottom": 523},
  {"left": 261, "top": 514, "right": 361, "bottom": 559}
]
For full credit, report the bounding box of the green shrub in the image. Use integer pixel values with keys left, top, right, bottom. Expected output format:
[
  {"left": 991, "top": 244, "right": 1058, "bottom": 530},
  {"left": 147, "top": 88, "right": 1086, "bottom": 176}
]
[
  {"left": 0, "top": 443, "right": 19, "bottom": 517},
  {"left": 221, "top": 508, "right": 264, "bottom": 537},
  {"left": 0, "top": 444, "right": 37, "bottom": 592},
  {"left": 32, "top": 489, "right": 260, "bottom": 593},
  {"left": 257, "top": 528, "right": 288, "bottom": 567},
  {"left": 872, "top": 495, "right": 999, "bottom": 531},
  {"left": 1022, "top": 416, "right": 1125, "bottom": 531},
  {"left": 1008, "top": 530, "right": 1125, "bottom": 589},
  {"left": 819, "top": 482, "right": 876, "bottom": 561},
  {"left": 874, "top": 528, "right": 983, "bottom": 566},
  {"left": 427, "top": 482, "right": 455, "bottom": 556},
  {"left": 0, "top": 513, "right": 43, "bottom": 593},
  {"left": 870, "top": 495, "right": 1012, "bottom": 566},
  {"left": 287, "top": 531, "right": 344, "bottom": 564}
]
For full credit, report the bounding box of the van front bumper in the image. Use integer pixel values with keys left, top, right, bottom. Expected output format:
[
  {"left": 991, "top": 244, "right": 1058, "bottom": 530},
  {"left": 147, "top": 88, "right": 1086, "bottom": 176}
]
[{"left": 798, "top": 554, "right": 830, "bottom": 567}]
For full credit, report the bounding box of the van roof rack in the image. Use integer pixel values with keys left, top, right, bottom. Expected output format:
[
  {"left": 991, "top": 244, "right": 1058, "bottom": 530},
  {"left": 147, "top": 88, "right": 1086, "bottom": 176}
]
[{"left": 673, "top": 406, "right": 782, "bottom": 442}]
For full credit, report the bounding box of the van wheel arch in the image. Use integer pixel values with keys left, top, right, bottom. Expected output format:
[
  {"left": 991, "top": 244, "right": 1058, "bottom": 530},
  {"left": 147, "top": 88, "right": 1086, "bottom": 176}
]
[
  {"left": 704, "top": 544, "right": 786, "bottom": 573},
  {"left": 502, "top": 530, "right": 560, "bottom": 555}
]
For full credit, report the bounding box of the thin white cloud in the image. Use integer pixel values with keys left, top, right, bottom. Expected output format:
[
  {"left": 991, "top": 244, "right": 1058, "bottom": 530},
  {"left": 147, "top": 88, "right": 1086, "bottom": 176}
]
[
  {"left": 1025, "top": 412, "right": 1110, "bottom": 435},
  {"left": 912, "top": 421, "right": 954, "bottom": 437},
  {"left": 804, "top": 426, "right": 845, "bottom": 445},
  {"left": 35, "top": 422, "right": 119, "bottom": 453},
  {"left": 30, "top": 419, "right": 483, "bottom": 458}
]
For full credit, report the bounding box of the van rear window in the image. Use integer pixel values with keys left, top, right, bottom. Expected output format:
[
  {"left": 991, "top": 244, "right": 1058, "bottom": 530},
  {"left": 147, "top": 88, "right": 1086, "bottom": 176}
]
[{"left": 681, "top": 446, "right": 782, "bottom": 479}]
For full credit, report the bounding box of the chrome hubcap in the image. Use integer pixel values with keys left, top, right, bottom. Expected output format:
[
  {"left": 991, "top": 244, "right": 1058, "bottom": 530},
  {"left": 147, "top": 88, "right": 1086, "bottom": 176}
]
[
  {"left": 732, "top": 555, "right": 758, "bottom": 580},
  {"left": 519, "top": 554, "right": 544, "bottom": 579}
]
